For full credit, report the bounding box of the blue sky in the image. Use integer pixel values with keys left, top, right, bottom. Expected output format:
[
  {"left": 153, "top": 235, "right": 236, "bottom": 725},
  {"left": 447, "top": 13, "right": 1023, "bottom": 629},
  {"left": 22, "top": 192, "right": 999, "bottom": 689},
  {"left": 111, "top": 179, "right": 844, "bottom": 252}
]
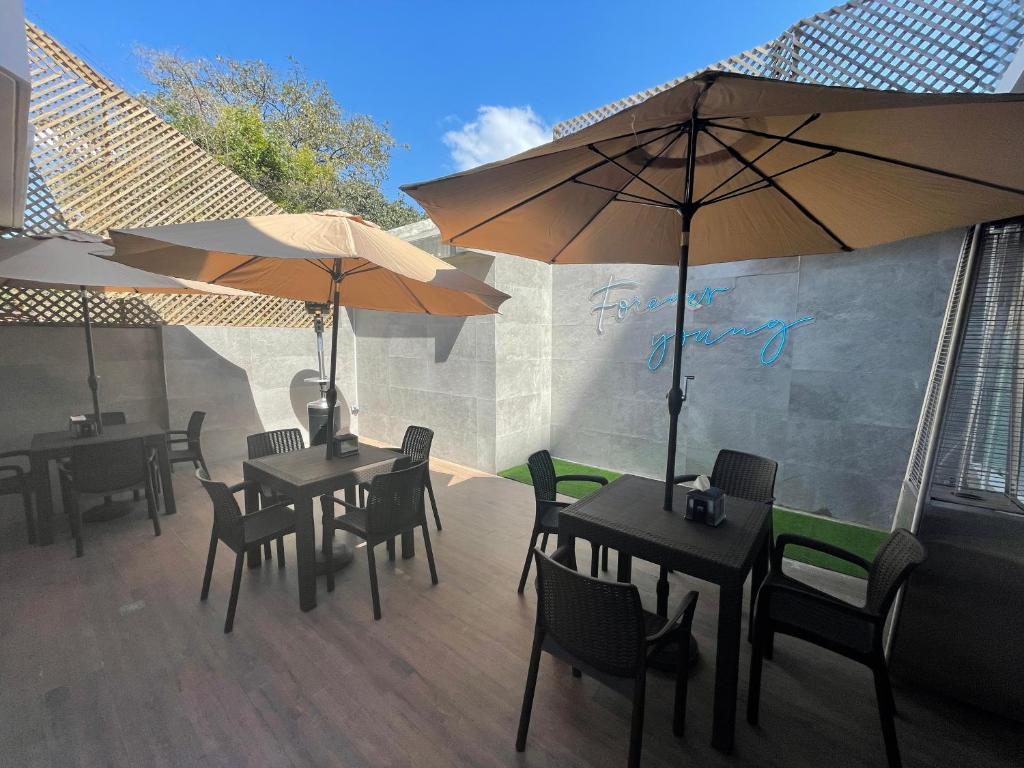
[{"left": 26, "top": 0, "right": 827, "bottom": 203}]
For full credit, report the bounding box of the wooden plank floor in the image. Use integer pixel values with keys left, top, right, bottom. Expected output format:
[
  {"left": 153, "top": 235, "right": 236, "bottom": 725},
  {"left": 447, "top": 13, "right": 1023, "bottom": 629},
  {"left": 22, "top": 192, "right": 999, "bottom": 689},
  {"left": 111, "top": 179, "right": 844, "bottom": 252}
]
[{"left": 1, "top": 459, "right": 1021, "bottom": 768}]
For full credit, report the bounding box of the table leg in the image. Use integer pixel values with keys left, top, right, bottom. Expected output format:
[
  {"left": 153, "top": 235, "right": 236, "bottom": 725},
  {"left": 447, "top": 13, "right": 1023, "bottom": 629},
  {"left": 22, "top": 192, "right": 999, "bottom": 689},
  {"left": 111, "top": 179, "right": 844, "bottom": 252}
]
[
  {"left": 293, "top": 495, "right": 317, "bottom": 612},
  {"left": 616, "top": 553, "right": 632, "bottom": 583},
  {"left": 556, "top": 531, "right": 577, "bottom": 570},
  {"left": 749, "top": 532, "right": 769, "bottom": 642},
  {"left": 243, "top": 479, "right": 262, "bottom": 569},
  {"left": 154, "top": 438, "right": 177, "bottom": 516},
  {"left": 712, "top": 582, "right": 744, "bottom": 753},
  {"left": 31, "top": 453, "right": 53, "bottom": 546},
  {"left": 657, "top": 567, "right": 670, "bottom": 617}
]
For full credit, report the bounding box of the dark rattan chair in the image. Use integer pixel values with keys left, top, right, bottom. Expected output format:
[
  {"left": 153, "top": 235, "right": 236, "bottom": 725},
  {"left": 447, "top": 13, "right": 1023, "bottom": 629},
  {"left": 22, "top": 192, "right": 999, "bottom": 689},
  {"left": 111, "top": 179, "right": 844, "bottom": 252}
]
[
  {"left": 360, "top": 426, "right": 442, "bottom": 531},
  {"left": 322, "top": 459, "right": 438, "bottom": 620},
  {"left": 517, "top": 546, "right": 698, "bottom": 768},
  {"left": 196, "top": 469, "right": 295, "bottom": 633},
  {"left": 747, "top": 529, "right": 926, "bottom": 768},
  {"left": 247, "top": 428, "right": 305, "bottom": 561},
  {"left": 517, "top": 449, "right": 607, "bottom": 594},
  {"left": 0, "top": 449, "right": 35, "bottom": 544},
  {"left": 676, "top": 447, "right": 778, "bottom": 632},
  {"left": 59, "top": 438, "right": 160, "bottom": 557},
  {"left": 167, "top": 411, "right": 208, "bottom": 474}
]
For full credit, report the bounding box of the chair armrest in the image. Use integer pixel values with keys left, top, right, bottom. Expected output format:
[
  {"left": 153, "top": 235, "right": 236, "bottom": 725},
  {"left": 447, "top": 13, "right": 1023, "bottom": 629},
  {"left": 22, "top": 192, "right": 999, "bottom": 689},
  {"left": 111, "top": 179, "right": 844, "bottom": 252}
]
[
  {"left": 240, "top": 502, "right": 293, "bottom": 525},
  {"left": 673, "top": 473, "right": 699, "bottom": 484},
  {"left": 773, "top": 533, "right": 870, "bottom": 574},
  {"left": 0, "top": 463, "right": 25, "bottom": 478},
  {"left": 538, "top": 499, "right": 571, "bottom": 510},
  {"left": 325, "top": 494, "right": 366, "bottom": 515},
  {"left": 227, "top": 480, "right": 262, "bottom": 496},
  {"left": 556, "top": 474, "right": 609, "bottom": 487},
  {"left": 0, "top": 449, "right": 30, "bottom": 462},
  {"left": 643, "top": 593, "right": 700, "bottom": 647}
]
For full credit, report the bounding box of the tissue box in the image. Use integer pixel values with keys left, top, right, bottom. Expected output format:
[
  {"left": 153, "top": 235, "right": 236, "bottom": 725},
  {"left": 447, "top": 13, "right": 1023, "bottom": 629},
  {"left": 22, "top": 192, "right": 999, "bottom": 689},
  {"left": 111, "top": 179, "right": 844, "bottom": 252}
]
[
  {"left": 333, "top": 432, "right": 360, "bottom": 457},
  {"left": 685, "top": 487, "right": 726, "bottom": 527}
]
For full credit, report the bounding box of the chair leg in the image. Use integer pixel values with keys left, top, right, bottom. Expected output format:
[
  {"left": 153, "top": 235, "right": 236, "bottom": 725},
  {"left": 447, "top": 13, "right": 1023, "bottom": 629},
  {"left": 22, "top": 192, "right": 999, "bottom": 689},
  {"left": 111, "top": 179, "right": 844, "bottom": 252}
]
[
  {"left": 539, "top": 532, "right": 549, "bottom": 551},
  {"left": 263, "top": 540, "right": 272, "bottom": 560},
  {"left": 517, "top": 530, "right": 540, "bottom": 594},
  {"left": 421, "top": 524, "right": 439, "bottom": 585},
  {"left": 197, "top": 452, "right": 210, "bottom": 476},
  {"left": 70, "top": 494, "right": 84, "bottom": 558},
  {"left": 145, "top": 480, "right": 161, "bottom": 537},
  {"left": 601, "top": 544, "right": 609, "bottom": 572},
  {"left": 325, "top": 524, "right": 336, "bottom": 593},
  {"left": 276, "top": 536, "right": 285, "bottom": 568},
  {"left": 224, "top": 553, "right": 244, "bottom": 633},
  {"left": 367, "top": 545, "right": 382, "bottom": 620},
  {"left": 572, "top": 667, "right": 582, "bottom": 678},
  {"left": 387, "top": 536, "right": 396, "bottom": 561},
  {"left": 747, "top": 619, "right": 766, "bottom": 726},
  {"left": 873, "top": 661, "right": 902, "bottom": 768},
  {"left": 426, "top": 474, "right": 441, "bottom": 531},
  {"left": 590, "top": 542, "right": 599, "bottom": 577},
  {"left": 628, "top": 674, "right": 647, "bottom": 768},
  {"left": 516, "top": 629, "right": 545, "bottom": 752},
  {"left": 200, "top": 531, "right": 217, "bottom": 600},
  {"left": 673, "top": 633, "right": 689, "bottom": 737},
  {"left": 21, "top": 486, "right": 36, "bottom": 545}
]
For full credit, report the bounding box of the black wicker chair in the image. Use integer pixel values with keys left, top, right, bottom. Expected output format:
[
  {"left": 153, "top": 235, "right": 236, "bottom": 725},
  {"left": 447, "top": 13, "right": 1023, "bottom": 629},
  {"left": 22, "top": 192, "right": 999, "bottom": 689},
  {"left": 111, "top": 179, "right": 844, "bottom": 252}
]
[
  {"left": 676, "top": 448, "right": 778, "bottom": 632},
  {"left": 517, "top": 546, "right": 698, "bottom": 768},
  {"left": 167, "top": 411, "right": 208, "bottom": 474},
  {"left": 517, "top": 449, "right": 607, "bottom": 594},
  {"left": 247, "top": 428, "right": 305, "bottom": 561},
  {"left": 322, "top": 458, "right": 438, "bottom": 620},
  {"left": 59, "top": 438, "right": 160, "bottom": 557},
  {"left": 360, "top": 426, "right": 442, "bottom": 531},
  {"left": 748, "top": 529, "right": 926, "bottom": 768},
  {"left": 0, "top": 449, "right": 35, "bottom": 544},
  {"left": 196, "top": 469, "right": 295, "bottom": 633}
]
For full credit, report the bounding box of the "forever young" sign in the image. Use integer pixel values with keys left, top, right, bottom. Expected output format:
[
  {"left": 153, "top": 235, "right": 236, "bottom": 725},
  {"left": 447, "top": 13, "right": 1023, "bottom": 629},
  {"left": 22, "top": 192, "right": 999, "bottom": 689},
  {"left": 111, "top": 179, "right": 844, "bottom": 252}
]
[{"left": 589, "top": 277, "right": 814, "bottom": 371}]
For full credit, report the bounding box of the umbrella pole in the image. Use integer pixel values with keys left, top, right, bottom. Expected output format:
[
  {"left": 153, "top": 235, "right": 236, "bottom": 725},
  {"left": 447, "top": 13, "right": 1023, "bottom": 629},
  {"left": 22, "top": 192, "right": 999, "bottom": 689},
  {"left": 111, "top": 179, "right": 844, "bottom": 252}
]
[
  {"left": 663, "top": 118, "right": 700, "bottom": 511},
  {"left": 325, "top": 261, "right": 342, "bottom": 459},
  {"left": 79, "top": 286, "right": 103, "bottom": 435}
]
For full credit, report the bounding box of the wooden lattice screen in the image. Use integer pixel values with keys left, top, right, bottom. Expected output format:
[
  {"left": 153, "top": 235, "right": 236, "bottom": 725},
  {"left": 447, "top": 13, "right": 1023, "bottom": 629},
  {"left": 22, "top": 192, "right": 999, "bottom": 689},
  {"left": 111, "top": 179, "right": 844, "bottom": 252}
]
[
  {"left": 11, "top": 22, "right": 318, "bottom": 328},
  {"left": 554, "top": 0, "right": 1024, "bottom": 137}
]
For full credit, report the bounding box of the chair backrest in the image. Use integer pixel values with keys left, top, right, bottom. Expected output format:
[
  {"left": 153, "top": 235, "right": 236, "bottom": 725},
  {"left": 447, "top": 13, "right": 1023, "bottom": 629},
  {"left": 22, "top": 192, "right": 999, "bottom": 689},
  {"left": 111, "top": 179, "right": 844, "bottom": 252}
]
[
  {"left": 69, "top": 438, "right": 146, "bottom": 493},
  {"left": 196, "top": 469, "right": 244, "bottom": 543},
  {"left": 710, "top": 449, "right": 778, "bottom": 504},
  {"left": 186, "top": 411, "right": 206, "bottom": 446},
  {"left": 400, "top": 425, "right": 434, "bottom": 463},
  {"left": 534, "top": 547, "right": 647, "bottom": 678},
  {"left": 247, "top": 428, "right": 305, "bottom": 459},
  {"left": 365, "top": 459, "right": 427, "bottom": 538},
  {"left": 527, "top": 450, "right": 558, "bottom": 503},
  {"left": 865, "top": 529, "right": 927, "bottom": 616},
  {"left": 86, "top": 411, "right": 127, "bottom": 427}
]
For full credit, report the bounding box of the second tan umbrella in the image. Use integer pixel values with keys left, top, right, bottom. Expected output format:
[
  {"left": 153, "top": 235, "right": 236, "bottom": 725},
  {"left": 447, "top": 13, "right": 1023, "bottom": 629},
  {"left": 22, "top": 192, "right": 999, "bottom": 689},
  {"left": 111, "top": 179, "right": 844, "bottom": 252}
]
[{"left": 106, "top": 210, "right": 510, "bottom": 457}]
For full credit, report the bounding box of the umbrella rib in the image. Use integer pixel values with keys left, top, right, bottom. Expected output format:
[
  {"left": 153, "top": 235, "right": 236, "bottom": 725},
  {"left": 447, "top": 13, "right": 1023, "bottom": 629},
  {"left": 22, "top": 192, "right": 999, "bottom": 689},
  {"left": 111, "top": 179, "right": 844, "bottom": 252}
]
[
  {"left": 306, "top": 258, "right": 335, "bottom": 275},
  {"left": 571, "top": 179, "right": 677, "bottom": 208},
  {"left": 395, "top": 275, "right": 432, "bottom": 314},
  {"left": 588, "top": 142, "right": 684, "bottom": 206},
  {"left": 703, "top": 127, "right": 852, "bottom": 251},
  {"left": 695, "top": 114, "right": 821, "bottom": 205},
  {"left": 446, "top": 126, "right": 683, "bottom": 244},
  {"left": 552, "top": 128, "right": 687, "bottom": 264},
  {"left": 705, "top": 121, "right": 1024, "bottom": 198},
  {"left": 702, "top": 151, "right": 837, "bottom": 206},
  {"left": 211, "top": 255, "right": 261, "bottom": 284}
]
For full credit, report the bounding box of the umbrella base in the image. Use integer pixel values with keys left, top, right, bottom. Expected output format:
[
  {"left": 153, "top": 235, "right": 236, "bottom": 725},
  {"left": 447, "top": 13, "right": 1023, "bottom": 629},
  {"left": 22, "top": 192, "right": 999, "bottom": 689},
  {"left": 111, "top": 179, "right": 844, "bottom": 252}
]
[
  {"left": 82, "top": 498, "right": 136, "bottom": 522},
  {"left": 648, "top": 633, "right": 700, "bottom": 673},
  {"left": 316, "top": 541, "right": 355, "bottom": 575}
]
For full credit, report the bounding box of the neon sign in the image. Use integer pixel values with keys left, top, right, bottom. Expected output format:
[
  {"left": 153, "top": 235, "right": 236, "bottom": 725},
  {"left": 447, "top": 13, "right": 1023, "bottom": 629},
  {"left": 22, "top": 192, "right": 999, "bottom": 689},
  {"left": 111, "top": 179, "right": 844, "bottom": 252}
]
[{"left": 589, "top": 276, "right": 813, "bottom": 371}]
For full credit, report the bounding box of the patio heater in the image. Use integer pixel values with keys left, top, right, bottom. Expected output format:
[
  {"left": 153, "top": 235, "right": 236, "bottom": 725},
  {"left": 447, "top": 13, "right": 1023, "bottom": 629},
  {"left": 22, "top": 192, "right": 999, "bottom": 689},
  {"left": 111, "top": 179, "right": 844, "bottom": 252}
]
[{"left": 304, "top": 301, "right": 341, "bottom": 446}]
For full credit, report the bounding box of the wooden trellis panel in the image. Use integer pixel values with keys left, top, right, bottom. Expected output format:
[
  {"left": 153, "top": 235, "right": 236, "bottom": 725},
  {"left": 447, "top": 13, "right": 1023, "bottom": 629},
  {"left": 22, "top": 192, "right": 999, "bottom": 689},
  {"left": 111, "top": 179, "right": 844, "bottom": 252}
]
[
  {"left": 11, "top": 22, "right": 315, "bottom": 327},
  {"left": 554, "top": 0, "right": 1024, "bottom": 137}
]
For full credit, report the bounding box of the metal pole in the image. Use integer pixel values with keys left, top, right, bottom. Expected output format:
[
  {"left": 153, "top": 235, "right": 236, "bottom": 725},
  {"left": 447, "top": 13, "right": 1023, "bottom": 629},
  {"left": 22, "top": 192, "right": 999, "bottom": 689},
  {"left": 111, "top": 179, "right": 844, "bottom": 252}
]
[
  {"left": 663, "top": 118, "right": 699, "bottom": 511},
  {"left": 325, "top": 261, "right": 342, "bottom": 459},
  {"left": 79, "top": 286, "right": 103, "bottom": 435}
]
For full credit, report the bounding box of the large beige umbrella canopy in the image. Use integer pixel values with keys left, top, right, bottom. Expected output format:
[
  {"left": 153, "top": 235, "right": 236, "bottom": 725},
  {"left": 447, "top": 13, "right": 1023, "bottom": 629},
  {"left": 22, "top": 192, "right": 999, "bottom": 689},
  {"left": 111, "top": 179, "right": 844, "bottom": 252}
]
[
  {"left": 0, "top": 230, "right": 246, "bottom": 432},
  {"left": 403, "top": 70, "right": 1024, "bottom": 508},
  {"left": 105, "top": 210, "right": 510, "bottom": 457}
]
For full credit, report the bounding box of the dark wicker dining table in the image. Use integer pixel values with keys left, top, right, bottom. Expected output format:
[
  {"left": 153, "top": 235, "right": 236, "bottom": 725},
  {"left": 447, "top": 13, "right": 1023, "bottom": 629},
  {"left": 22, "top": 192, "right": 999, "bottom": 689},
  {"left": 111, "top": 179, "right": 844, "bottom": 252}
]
[{"left": 557, "top": 473, "right": 771, "bottom": 754}]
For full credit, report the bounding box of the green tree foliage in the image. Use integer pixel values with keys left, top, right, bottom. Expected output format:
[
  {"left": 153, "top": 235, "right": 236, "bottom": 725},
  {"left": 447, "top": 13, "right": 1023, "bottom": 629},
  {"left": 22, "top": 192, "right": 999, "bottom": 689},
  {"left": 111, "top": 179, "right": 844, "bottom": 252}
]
[{"left": 135, "top": 49, "right": 422, "bottom": 230}]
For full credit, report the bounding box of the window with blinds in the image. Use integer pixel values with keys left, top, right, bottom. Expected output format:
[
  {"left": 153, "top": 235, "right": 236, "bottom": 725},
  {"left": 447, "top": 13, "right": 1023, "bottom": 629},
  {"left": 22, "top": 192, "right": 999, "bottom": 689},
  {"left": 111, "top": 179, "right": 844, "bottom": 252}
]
[{"left": 932, "top": 219, "right": 1024, "bottom": 510}]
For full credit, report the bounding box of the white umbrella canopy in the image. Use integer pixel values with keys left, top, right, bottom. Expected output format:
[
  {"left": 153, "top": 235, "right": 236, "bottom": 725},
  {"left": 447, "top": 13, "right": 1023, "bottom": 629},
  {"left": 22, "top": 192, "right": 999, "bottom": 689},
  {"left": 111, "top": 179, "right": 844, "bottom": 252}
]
[
  {"left": 402, "top": 70, "right": 1024, "bottom": 508},
  {"left": 104, "top": 210, "right": 511, "bottom": 457},
  {"left": 0, "top": 230, "right": 248, "bottom": 431}
]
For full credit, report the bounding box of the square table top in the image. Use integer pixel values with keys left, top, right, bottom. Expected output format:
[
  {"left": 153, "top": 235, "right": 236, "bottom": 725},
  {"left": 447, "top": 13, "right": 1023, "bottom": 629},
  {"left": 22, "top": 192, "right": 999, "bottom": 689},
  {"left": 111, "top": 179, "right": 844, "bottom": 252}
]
[
  {"left": 243, "top": 443, "right": 405, "bottom": 497},
  {"left": 560, "top": 474, "right": 771, "bottom": 586},
  {"left": 31, "top": 421, "right": 166, "bottom": 454}
]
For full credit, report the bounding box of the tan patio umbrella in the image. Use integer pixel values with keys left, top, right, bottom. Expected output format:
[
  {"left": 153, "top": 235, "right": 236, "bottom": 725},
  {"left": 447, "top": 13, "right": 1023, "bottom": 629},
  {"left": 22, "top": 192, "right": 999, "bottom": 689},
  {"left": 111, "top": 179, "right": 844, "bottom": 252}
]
[
  {"left": 0, "top": 230, "right": 247, "bottom": 433},
  {"left": 105, "top": 210, "right": 510, "bottom": 457},
  {"left": 402, "top": 70, "right": 1024, "bottom": 509}
]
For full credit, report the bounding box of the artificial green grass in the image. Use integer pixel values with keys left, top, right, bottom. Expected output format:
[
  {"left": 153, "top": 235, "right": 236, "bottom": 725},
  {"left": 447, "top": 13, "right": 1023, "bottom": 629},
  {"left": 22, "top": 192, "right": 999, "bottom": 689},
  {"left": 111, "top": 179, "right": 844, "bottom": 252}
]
[{"left": 498, "top": 459, "right": 889, "bottom": 579}]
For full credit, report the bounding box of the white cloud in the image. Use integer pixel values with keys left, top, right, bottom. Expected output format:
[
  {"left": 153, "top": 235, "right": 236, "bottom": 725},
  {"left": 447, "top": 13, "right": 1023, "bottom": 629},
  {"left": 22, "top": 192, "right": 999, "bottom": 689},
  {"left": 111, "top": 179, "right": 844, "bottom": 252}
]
[{"left": 443, "top": 106, "right": 550, "bottom": 171}]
